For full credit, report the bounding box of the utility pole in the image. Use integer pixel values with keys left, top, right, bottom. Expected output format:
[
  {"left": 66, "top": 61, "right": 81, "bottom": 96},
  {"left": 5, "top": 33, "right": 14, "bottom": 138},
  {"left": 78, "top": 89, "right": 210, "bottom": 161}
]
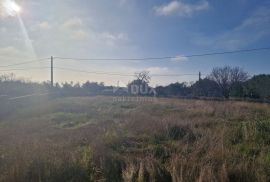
[
  {"left": 51, "top": 56, "right": 54, "bottom": 88},
  {"left": 199, "top": 71, "right": 202, "bottom": 82}
]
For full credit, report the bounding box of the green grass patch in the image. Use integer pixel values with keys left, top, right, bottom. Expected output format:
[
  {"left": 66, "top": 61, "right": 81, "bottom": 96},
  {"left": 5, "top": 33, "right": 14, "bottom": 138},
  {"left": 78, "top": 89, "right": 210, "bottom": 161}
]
[
  {"left": 50, "top": 112, "right": 93, "bottom": 129},
  {"left": 256, "top": 120, "right": 270, "bottom": 145}
]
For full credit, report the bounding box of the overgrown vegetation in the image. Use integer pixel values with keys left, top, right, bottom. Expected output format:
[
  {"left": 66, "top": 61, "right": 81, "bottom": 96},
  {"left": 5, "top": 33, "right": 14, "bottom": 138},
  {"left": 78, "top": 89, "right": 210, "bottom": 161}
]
[
  {"left": 0, "top": 96, "right": 270, "bottom": 181},
  {"left": 1, "top": 66, "right": 270, "bottom": 101}
]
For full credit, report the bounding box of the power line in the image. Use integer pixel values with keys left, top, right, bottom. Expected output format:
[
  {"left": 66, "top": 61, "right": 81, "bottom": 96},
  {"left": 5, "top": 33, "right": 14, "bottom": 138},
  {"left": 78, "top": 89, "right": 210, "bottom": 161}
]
[
  {"left": 0, "top": 67, "right": 50, "bottom": 72},
  {"left": 0, "top": 65, "right": 201, "bottom": 77},
  {"left": 54, "top": 46, "right": 270, "bottom": 61},
  {"left": 0, "top": 46, "right": 269, "bottom": 68},
  {"left": 184, "top": 47, "right": 270, "bottom": 58},
  {"left": 0, "top": 46, "right": 269, "bottom": 67},
  {"left": 55, "top": 67, "right": 134, "bottom": 76},
  {"left": 54, "top": 56, "right": 174, "bottom": 61},
  {"left": 54, "top": 67, "right": 201, "bottom": 77},
  {"left": 0, "top": 58, "right": 50, "bottom": 68},
  {"left": 151, "top": 73, "right": 205, "bottom": 77}
]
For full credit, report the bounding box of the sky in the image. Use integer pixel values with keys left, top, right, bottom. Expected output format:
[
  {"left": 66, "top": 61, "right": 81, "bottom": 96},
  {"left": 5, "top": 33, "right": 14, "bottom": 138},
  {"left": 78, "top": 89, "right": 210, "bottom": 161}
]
[{"left": 0, "top": 0, "right": 270, "bottom": 86}]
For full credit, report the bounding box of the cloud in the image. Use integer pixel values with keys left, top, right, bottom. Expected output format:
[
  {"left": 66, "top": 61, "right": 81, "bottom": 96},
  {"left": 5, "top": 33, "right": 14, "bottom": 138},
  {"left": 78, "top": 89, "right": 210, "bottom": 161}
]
[
  {"left": 0, "top": 46, "right": 30, "bottom": 59},
  {"left": 31, "top": 21, "right": 51, "bottom": 31},
  {"left": 154, "top": 0, "right": 209, "bottom": 17},
  {"left": 192, "top": 4, "right": 270, "bottom": 49},
  {"left": 0, "top": 27, "right": 7, "bottom": 33},
  {"left": 100, "top": 32, "right": 128, "bottom": 46},
  {"left": 0, "top": 0, "right": 11, "bottom": 18},
  {"left": 171, "top": 55, "right": 189, "bottom": 62},
  {"left": 62, "top": 17, "right": 83, "bottom": 29},
  {"left": 37, "top": 21, "right": 51, "bottom": 30},
  {"left": 60, "top": 17, "right": 89, "bottom": 40},
  {"left": 71, "top": 30, "right": 89, "bottom": 40},
  {"left": 146, "top": 67, "right": 170, "bottom": 74},
  {"left": 60, "top": 17, "right": 129, "bottom": 46},
  {"left": 101, "top": 32, "right": 127, "bottom": 41}
]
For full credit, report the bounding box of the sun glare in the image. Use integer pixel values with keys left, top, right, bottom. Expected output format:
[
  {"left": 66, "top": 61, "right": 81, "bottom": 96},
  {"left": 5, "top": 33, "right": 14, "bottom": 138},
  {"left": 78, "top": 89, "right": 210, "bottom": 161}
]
[{"left": 3, "top": 0, "right": 21, "bottom": 16}]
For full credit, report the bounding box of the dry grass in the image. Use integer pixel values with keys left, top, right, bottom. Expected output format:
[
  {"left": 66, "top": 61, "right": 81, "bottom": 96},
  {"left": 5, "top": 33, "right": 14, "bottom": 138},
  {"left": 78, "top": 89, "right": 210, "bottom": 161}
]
[{"left": 0, "top": 96, "right": 270, "bottom": 182}]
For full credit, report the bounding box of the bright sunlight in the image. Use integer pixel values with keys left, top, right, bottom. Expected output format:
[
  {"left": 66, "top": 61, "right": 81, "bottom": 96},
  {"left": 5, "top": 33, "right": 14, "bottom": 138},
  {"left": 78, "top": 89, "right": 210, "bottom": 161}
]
[{"left": 3, "top": 0, "right": 21, "bottom": 16}]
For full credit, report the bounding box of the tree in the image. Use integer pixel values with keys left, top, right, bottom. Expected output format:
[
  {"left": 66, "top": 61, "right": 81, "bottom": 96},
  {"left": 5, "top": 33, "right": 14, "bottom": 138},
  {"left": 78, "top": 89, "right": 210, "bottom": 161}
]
[
  {"left": 0, "top": 73, "right": 15, "bottom": 82},
  {"left": 192, "top": 78, "right": 222, "bottom": 97},
  {"left": 82, "top": 82, "right": 105, "bottom": 95},
  {"left": 135, "top": 71, "right": 151, "bottom": 84},
  {"left": 244, "top": 74, "right": 270, "bottom": 99},
  {"left": 208, "top": 66, "right": 248, "bottom": 98},
  {"left": 230, "top": 67, "right": 249, "bottom": 83},
  {"left": 156, "top": 82, "right": 191, "bottom": 97},
  {"left": 128, "top": 71, "right": 152, "bottom": 95}
]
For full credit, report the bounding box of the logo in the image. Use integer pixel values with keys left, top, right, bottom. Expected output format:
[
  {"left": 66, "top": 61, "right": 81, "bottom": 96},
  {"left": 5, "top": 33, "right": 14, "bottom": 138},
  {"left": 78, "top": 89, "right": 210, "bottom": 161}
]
[{"left": 113, "top": 82, "right": 157, "bottom": 102}]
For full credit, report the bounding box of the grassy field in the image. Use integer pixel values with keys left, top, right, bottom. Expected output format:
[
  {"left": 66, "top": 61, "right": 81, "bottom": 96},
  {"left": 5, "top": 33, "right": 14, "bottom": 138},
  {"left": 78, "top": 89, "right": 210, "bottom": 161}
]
[{"left": 0, "top": 96, "right": 270, "bottom": 182}]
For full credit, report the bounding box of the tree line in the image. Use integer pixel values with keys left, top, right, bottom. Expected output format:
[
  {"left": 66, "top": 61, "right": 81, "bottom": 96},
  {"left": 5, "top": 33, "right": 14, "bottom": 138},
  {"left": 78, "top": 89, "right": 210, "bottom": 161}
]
[
  {"left": 158, "top": 67, "right": 270, "bottom": 100},
  {"left": 0, "top": 66, "right": 270, "bottom": 101}
]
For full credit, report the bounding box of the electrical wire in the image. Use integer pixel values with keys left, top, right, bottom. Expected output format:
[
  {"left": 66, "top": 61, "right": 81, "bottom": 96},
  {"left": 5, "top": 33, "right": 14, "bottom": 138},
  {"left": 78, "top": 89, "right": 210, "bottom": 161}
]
[
  {"left": 2, "top": 46, "right": 269, "bottom": 77},
  {"left": 54, "top": 67, "right": 201, "bottom": 77},
  {"left": 0, "top": 67, "right": 50, "bottom": 72},
  {"left": 0, "top": 66, "right": 201, "bottom": 77},
  {"left": 54, "top": 46, "right": 270, "bottom": 61},
  {"left": 0, "top": 58, "right": 50, "bottom": 68},
  {"left": 54, "top": 67, "right": 134, "bottom": 76},
  {"left": 151, "top": 73, "right": 205, "bottom": 77}
]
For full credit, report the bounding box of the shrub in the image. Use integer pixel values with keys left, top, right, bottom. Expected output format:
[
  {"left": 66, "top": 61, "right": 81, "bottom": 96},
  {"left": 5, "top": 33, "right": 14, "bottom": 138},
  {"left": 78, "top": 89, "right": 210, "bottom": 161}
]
[
  {"left": 167, "top": 125, "right": 196, "bottom": 142},
  {"left": 256, "top": 120, "right": 270, "bottom": 144}
]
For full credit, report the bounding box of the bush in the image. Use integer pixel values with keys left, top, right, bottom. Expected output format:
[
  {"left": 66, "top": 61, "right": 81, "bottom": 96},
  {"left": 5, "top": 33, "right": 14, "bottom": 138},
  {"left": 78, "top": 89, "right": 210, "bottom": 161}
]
[
  {"left": 256, "top": 120, "right": 270, "bottom": 145},
  {"left": 167, "top": 125, "right": 196, "bottom": 142}
]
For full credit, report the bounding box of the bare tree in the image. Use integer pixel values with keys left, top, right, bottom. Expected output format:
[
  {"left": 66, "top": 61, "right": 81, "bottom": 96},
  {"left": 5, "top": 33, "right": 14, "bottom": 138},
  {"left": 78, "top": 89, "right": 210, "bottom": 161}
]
[
  {"left": 127, "top": 71, "right": 152, "bottom": 95},
  {"left": 230, "top": 67, "right": 249, "bottom": 83},
  {"left": 135, "top": 71, "right": 151, "bottom": 83},
  {"left": 0, "top": 73, "right": 15, "bottom": 82},
  {"left": 208, "top": 66, "right": 249, "bottom": 98}
]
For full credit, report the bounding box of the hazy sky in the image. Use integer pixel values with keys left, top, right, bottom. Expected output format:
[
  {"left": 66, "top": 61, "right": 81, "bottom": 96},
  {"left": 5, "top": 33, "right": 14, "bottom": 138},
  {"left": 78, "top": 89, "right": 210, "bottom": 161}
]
[{"left": 0, "top": 0, "right": 270, "bottom": 86}]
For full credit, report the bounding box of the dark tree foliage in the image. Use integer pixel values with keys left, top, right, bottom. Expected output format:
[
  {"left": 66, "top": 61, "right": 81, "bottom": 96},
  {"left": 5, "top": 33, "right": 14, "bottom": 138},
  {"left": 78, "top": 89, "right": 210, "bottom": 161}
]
[
  {"left": 209, "top": 66, "right": 249, "bottom": 98},
  {"left": 243, "top": 74, "right": 270, "bottom": 99},
  {"left": 134, "top": 71, "right": 151, "bottom": 84},
  {"left": 0, "top": 74, "right": 50, "bottom": 97},
  {"left": 0, "top": 68, "right": 270, "bottom": 101},
  {"left": 127, "top": 71, "right": 154, "bottom": 96},
  {"left": 82, "top": 81, "right": 105, "bottom": 95},
  {"left": 156, "top": 82, "right": 191, "bottom": 97},
  {"left": 191, "top": 78, "right": 222, "bottom": 97}
]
